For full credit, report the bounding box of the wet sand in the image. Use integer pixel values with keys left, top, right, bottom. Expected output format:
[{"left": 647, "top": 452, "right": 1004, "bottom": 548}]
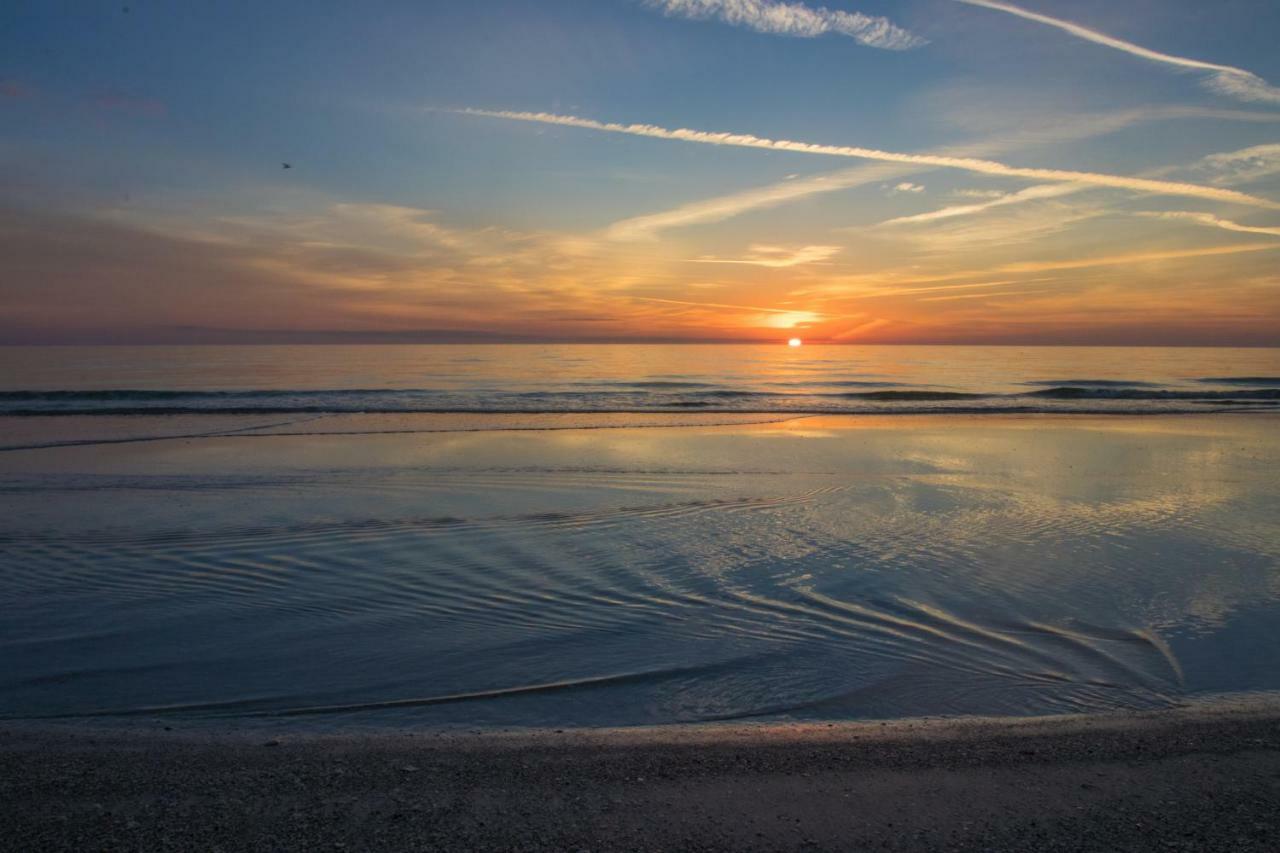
[
  {"left": 4, "top": 699, "right": 1279, "bottom": 852},
  {"left": 4, "top": 413, "right": 1280, "bottom": 727},
  {"left": 4, "top": 413, "right": 1279, "bottom": 849}
]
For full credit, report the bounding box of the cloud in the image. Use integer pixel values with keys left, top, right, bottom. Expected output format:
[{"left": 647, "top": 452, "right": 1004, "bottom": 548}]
[
  {"left": 872, "top": 140, "right": 1280, "bottom": 235},
  {"left": 995, "top": 243, "right": 1280, "bottom": 274},
  {"left": 819, "top": 244, "right": 1280, "bottom": 304},
  {"left": 830, "top": 317, "right": 891, "bottom": 340},
  {"left": 854, "top": 279, "right": 1026, "bottom": 298},
  {"left": 630, "top": 296, "right": 840, "bottom": 330},
  {"left": 1138, "top": 211, "right": 1280, "bottom": 238},
  {"left": 48, "top": 201, "right": 723, "bottom": 341},
  {"left": 457, "top": 109, "right": 1280, "bottom": 210},
  {"left": 644, "top": 0, "right": 924, "bottom": 50},
  {"left": 8, "top": 201, "right": 1276, "bottom": 346},
  {"left": 600, "top": 106, "right": 1279, "bottom": 241},
  {"left": 1191, "top": 143, "right": 1280, "bottom": 186},
  {"left": 890, "top": 182, "right": 925, "bottom": 194},
  {"left": 918, "top": 287, "right": 1056, "bottom": 303},
  {"left": 952, "top": 189, "right": 1007, "bottom": 199},
  {"left": 632, "top": 295, "right": 827, "bottom": 315},
  {"left": 689, "top": 243, "right": 841, "bottom": 267},
  {"left": 604, "top": 162, "right": 910, "bottom": 240},
  {"left": 954, "top": 0, "right": 1280, "bottom": 104},
  {"left": 879, "top": 183, "right": 1083, "bottom": 226},
  {"left": 882, "top": 205, "right": 1102, "bottom": 252}
]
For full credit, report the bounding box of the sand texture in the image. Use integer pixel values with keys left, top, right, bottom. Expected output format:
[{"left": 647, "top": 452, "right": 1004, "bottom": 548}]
[{"left": 3, "top": 702, "right": 1279, "bottom": 851}]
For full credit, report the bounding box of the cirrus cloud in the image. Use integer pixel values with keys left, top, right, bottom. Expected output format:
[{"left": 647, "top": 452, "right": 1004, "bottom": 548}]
[
  {"left": 456, "top": 108, "right": 1280, "bottom": 210},
  {"left": 689, "top": 243, "right": 842, "bottom": 267},
  {"left": 644, "top": 0, "right": 925, "bottom": 50},
  {"left": 1138, "top": 211, "right": 1280, "bottom": 239},
  {"left": 954, "top": 0, "right": 1280, "bottom": 104}
]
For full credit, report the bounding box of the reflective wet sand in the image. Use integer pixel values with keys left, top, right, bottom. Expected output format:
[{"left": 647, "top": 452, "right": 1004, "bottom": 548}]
[{"left": 2, "top": 414, "right": 1277, "bottom": 728}]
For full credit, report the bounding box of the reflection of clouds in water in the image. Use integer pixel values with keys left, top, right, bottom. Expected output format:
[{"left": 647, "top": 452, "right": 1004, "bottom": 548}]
[
  {"left": 1, "top": 415, "right": 1276, "bottom": 725},
  {"left": 651, "top": 419, "right": 1277, "bottom": 711}
]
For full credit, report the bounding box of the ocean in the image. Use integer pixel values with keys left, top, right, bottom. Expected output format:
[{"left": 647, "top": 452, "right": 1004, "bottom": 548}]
[
  {"left": 1, "top": 345, "right": 1278, "bottom": 730},
  {"left": 1, "top": 344, "right": 1278, "bottom": 418}
]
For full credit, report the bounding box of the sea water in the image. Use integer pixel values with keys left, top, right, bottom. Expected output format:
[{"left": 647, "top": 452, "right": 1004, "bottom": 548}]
[{"left": 1, "top": 345, "right": 1277, "bottom": 729}]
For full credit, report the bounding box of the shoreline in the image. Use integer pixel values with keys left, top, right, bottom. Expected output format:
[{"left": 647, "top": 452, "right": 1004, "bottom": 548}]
[
  {"left": 7, "top": 689, "right": 1280, "bottom": 744},
  {"left": 5, "top": 410, "right": 1279, "bottom": 849},
  {"left": 5, "top": 699, "right": 1279, "bottom": 851},
  {"left": 4, "top": 408, "right": 1277, "bottom": 454},
  {"left": 5, "top": 413, "right": 1280, "bottom": 733}
]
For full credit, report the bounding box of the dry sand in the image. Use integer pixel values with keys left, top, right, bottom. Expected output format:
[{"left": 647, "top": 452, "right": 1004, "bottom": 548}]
[{"left": 3, "top": 699, "right": 1279, "bottom": 852}]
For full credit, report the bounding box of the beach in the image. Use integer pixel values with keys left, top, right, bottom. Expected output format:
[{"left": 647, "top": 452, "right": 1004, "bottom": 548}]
[
  {"left": 3, "top": 404, "right": 1280, "bottom": 849},
  {"left": 3, "top": 411, "right": 1280, "bottom": 728},
  {"left": 5, "top": 0, "right": 1280, "bottom": 839},
  {"left": 4, "top": 699, "right": 1279, "bottom": 851}
]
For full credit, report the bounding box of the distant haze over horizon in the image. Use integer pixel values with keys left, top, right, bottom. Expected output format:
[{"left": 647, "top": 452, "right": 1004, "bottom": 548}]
[
  {"left": 2, "top": 1, "right": 1279, "bottom": 346},
  {"left": 3, "top": 337, "right": 1280, "bottom": 349}
]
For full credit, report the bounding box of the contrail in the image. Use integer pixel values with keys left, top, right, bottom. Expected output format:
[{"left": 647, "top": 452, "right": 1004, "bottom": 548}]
[
  {"left": 871, "top": 141, "right": 1280, "bottom": 230},
  {"left": 645, "top": 0, "right": 924, "bottom": 50},
  {"left": 604, "top": 107, "right": 1280, "bottom": 240},
  {"left": 688, "top": 244, "right": 841, "bottom": 267},
  {"left": 454, "top": 108, "right": 1280, "bottom": 210},
  {"left": 878, "top": 183, "right": 1084, "bottom": 226},
  {"left": 633, "top": 296, "right": 845, "bottom": 317},
  {"left": 954, "top": 0, "right": 1280, "bottom": 104},
  {"left": 1140, "top": 211, "right": 1280, "bottom": 238},
  {"left": 605, "top": 162, "right": 910, "bottom": 240}
]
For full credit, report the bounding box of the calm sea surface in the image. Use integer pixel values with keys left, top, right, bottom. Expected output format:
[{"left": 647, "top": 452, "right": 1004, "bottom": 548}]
[
  {"left": 1, "top": 345, "right": 1278, "bottom": 729},
  {"left": 1, "top": 344, "right": 1278, "bottom": 416}
]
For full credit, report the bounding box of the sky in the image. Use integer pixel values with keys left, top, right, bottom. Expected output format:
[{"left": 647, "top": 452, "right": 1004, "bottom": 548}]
[{"left": 2, "top": 0, "right": 1279, "bottom": 345}]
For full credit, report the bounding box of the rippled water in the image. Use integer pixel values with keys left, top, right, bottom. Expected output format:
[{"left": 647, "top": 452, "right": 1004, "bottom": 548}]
[
  {"left": 2, "top": 413, "right": 1277, "bottom": 729},
  {"left": 1, "top": 344, "right": 1278, "bottom": 415}
]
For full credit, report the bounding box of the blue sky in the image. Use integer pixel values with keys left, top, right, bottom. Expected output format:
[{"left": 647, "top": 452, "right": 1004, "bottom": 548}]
[{"left": 2, "top": 0, "right": 1279, "bottom": 343}]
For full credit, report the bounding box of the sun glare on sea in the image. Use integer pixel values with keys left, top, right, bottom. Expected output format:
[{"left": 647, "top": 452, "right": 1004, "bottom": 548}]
[{"left": 788, "top": 338, "right": 803, "bottom": 347}]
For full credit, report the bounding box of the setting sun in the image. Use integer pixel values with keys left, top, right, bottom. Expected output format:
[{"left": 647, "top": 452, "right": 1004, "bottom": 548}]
[{"left": 3, "top": 2, "right": 1280, "bottom": 846}]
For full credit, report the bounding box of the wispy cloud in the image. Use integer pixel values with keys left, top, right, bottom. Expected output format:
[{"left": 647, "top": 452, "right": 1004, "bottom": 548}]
[
  {"left": 870, "top": 141, "right": 1280, "bottom": 234},
  {"left": 633, "top": 295, "right": 826, "bottom": 315},
  {"left": 996, "top": 243, "right": 1280, "bottom": 274},
  {"left": 918, "top": 287, "right": 1056, "bottom": 303},
  {"left": 1139, "top": 211, "right": 1280, "bottom": 238},
  {"left": 889, "top": 182, "right": 925, "bottom": 194},
  {"left": 689, "top": 243, "right": 841, "bottom": 267},
  {"left": 604, "top": 162, "right": 910, "bottom": 240},
  {"left": 1191, "top": 143, "right": 1280, "bottom": 186},
  {"left": 855, "top": 279, "right": 1027, "bottom": 298},
  {"left": 830, "top": 317, "right": 891, "bottom": 340},
  {"left": 820, "top": 244, "right": 1280, "bottom": 302},
  {"left": 954, "top": 0, "right": 1280, "bottom": 104},
  {"left": 457, "top": 109, "right": 1280, "bottom": 209},
  {"left": 105, "top": 200, "right": 719, "bottom": 337},
  {"left": 601, "top": 106, "right": 1280, "bottom": 240},
  {"left": 879, "top": 183, "right": 1083, "bottom": 226},
  {"left": 882, "top": 205, "right": 1103, "bottom": 252},
  {"left": 631, "top": 296, "right": 840, "bottom": 330},
  {"left": 644, "top": 0, "right": 924, "bottom": 50}
]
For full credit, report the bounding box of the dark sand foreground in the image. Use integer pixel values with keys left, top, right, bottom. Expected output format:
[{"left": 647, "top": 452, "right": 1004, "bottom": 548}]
[{"left": 3, "top": 701, "right": 1279, "bottom": 852}]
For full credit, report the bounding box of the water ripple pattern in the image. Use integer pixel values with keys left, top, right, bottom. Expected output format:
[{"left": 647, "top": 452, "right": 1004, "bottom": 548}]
[{"left": 3, "top": 414, "right": 1277, "bottom": 729}]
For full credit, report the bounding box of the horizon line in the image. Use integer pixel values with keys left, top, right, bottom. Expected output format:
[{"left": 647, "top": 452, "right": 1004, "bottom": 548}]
[{"left": 3, "top": 341, "right": 1277, "bottom": 349}]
